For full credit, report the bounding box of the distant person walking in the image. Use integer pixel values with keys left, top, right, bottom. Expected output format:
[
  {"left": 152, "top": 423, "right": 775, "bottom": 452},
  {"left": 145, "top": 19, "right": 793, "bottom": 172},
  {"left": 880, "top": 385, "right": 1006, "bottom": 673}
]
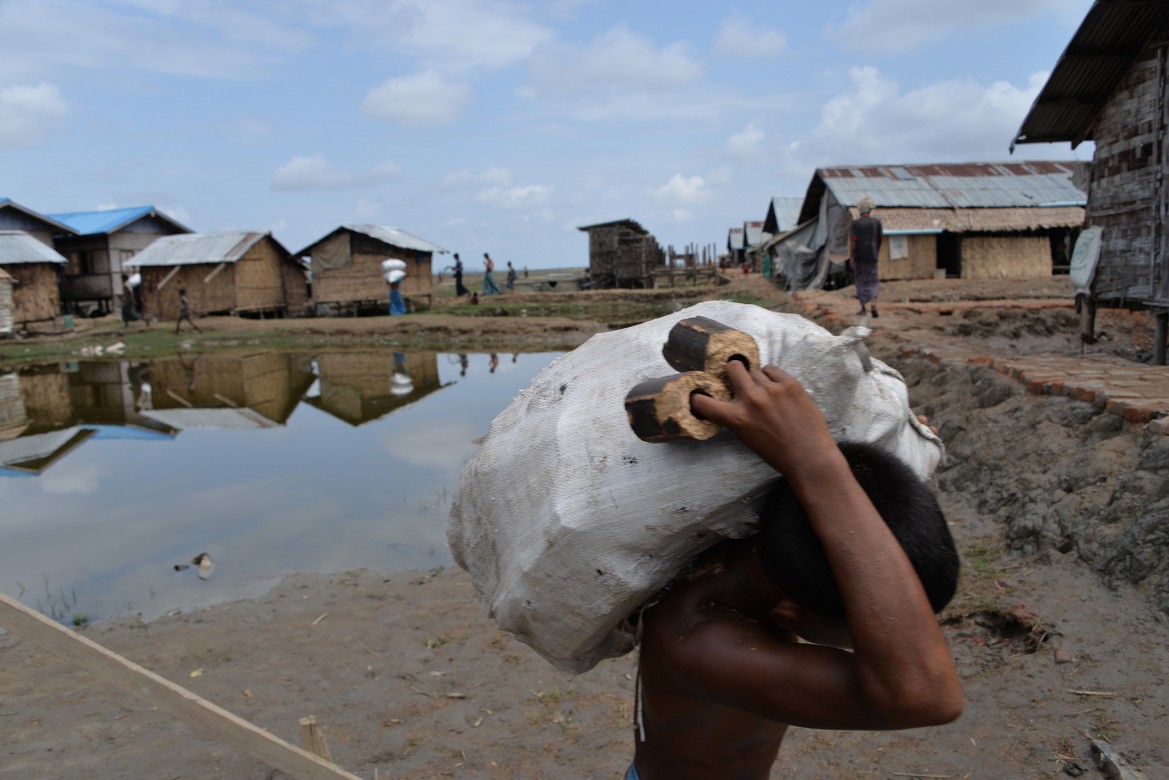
[
  {"left": 506, "top": 261, "right": 517, "bottom": 292},
  {"left": 451, "top": 253, "right": 468, "bottom": 297},
  {"left": 120, "top": 274, "right": 142, "bottom": 327},
  {"left": 482, "top": 253, "right": 502, "bottom": 295},
  {"left": 849, "top": 197, "right": 883, "bottom": 317},
  {"left": 174, "top": 287, "right": 202, "bottom": 334}
]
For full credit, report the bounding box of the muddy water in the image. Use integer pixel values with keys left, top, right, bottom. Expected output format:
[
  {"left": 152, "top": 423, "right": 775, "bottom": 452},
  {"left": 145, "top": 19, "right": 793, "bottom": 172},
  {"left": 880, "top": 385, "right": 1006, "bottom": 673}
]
[{"left": 0, "top": 349, "right": 558, "bottom": 624}]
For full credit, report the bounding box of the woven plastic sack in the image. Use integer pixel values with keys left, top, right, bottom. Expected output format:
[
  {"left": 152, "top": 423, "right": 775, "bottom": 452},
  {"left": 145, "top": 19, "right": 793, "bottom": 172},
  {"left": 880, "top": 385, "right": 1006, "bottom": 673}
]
[{"left": 447, "top": 301, "right": 943, "bottom": 673}]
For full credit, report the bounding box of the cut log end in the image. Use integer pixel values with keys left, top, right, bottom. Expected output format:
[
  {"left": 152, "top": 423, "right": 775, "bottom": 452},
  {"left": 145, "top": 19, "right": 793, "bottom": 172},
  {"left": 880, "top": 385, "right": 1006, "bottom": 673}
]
[
  {"left": 662, "top": 316, "right": 761, "bottom": 378},
  {"left": 625, "top": 372, "right": 730, "bottom": 442}
]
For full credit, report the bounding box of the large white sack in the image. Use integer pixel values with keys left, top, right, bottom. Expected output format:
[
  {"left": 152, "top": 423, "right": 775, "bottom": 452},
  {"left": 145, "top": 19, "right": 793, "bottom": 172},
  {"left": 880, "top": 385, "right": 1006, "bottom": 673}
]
[{"left": 447, "top": 301, "right": 943, "bottom": 673}]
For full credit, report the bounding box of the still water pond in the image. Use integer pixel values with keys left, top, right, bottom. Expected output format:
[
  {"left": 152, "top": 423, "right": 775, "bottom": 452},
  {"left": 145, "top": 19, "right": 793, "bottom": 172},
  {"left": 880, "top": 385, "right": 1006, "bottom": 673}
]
[{"left": 0, "top": 349, "right": 558, "bottom": 625}]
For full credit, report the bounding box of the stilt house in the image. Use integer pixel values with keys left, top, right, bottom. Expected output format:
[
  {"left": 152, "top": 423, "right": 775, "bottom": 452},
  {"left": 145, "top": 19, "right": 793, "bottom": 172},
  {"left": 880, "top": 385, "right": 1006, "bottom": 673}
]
[
  {"left": 303, "top": 352, "right": 442, "bottom": 426},
  {"left": 0, "top": 198, "right": 76, "bottom": 248},
  {"left": 0, "top": 230, "right": 68, "bottom": 329},
  {"left": 297, "top": 225, "right": 445, "bottom": 315},
  {"left": 48, "top": 205, "right": 190, "bottom": 315},
  {"left": 1012, "top": 0, "right": 1169, "bottom": 364},
  {"left": 578, "top": 219, "right": 665, "bottom": 288},
  {"left": 127, "top": 231, "right": 301, "bottom": 320}
]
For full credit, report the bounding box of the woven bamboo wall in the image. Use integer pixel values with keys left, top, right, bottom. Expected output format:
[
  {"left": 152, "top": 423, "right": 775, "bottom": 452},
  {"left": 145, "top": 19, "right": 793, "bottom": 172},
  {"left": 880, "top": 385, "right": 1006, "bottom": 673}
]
[
  {"left": 0, "top": 271, "right": 12, "bottom": 334},
  {"left": 18, "top": 370, "right": 71, "bottom": 427},
  {"left": 878, "top": 234, "right": 938, "bottom": 280},
  {"left": 141, "top": 264, "right": 236, "bottom": 320},
  {"left": 0, "top": 372, "right": 28, "bottom": 440},
  {"left": 2, "top": 263, "right": 60, "bottom": 323},
  {"left": 282, "top": 262, "right": 311, "bottom": 315},
  {"left": 313, "top": 232, "right": 435, "bottom": 306},
  {"left": 962, "top": 235, "right": 1050, "bottom": 279},
  {"left": 1086, "top": 41, "right": 1166, "bottom": 304},
  {"left": 234, "top": 241, "right": 286, "bottom": 312}
]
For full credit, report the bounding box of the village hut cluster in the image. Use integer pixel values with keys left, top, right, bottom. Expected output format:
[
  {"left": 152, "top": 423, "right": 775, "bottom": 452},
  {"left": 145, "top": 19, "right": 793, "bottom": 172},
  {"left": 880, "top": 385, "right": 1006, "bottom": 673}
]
[{"left": 0, "top": 199, "right": 446, "bottom": 335}]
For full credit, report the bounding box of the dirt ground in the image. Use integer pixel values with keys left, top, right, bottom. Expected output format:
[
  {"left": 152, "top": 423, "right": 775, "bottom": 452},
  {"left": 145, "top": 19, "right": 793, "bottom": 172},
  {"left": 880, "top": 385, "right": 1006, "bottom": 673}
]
[{"left": 2, "top": 275, "right": 1167, "bottom": 779}]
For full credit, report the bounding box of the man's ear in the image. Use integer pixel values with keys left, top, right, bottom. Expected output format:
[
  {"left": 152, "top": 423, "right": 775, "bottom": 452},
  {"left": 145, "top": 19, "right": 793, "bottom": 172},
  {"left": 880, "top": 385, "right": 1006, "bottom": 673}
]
[{"left": 769, "top": 598, "right": 804, "bottom": 629}]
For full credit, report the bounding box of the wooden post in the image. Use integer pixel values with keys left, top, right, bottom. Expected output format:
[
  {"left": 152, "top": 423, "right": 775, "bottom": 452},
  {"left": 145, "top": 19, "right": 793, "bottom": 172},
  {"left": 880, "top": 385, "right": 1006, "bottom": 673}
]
[
  {"left": 1155, "top": 311, "right": 1168, "bottom": 366},
  {"left": 300, "top": 716, "right": 334, "bottom": 761},
  {"left": 1079, "top": 295, "right": 1096, "bottom": 346},
  {"left": 156, "top": 265, "right": 182, "bottom": 291},
  {"left": 0, "top": 593, "right": 364, "bottom": 780}
]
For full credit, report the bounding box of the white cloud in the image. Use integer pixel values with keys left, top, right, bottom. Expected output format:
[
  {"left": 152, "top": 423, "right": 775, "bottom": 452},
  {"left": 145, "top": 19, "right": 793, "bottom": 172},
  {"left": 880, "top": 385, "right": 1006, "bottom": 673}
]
[
  {"left": 307, "top": 0, "right": 553, "bottom": 72},
  {"left": 785, "top": 66, "right": 1054, "bottom": 170},
  {"left": 831, "top": 0, "right": 1087, "bottom": 54},
  {"left": 362, "top": 70, "right": 471, "bottom": 126},
  {"left": 0, "top": 82, "right": 68, "bottom": 146},
  {"left": 712, "top": 15, "right": 786, "bottom": 60},
  {"left": 671, "top": 208, "right": 694, "bottom": 223},
  {"left": 529, "top": 24, "right": 702, "bottom": 98},
  {"left": 444, "top": 167, "right": 511, "bottom": 188},
  {"left": 474, "top": 184, "right": 553, "bottom": 210},
  {"left": 654, "top": 174, "right": 711, "bottom": 206},
  {"left": 40, "top": 460, "right": 105, "bottom": 495},
  {"left": 726, "top": 122, "right": 766, "bottom": 159},
  {"left": 271, "top": 153, "right": 401, "bottom": 190}
]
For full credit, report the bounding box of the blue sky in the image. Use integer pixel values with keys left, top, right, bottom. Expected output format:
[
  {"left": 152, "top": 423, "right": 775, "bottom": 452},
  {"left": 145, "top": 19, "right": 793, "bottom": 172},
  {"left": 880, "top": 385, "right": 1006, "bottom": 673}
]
[{"left": 0, "top": 0, "right": 1095, "bottom": 269}]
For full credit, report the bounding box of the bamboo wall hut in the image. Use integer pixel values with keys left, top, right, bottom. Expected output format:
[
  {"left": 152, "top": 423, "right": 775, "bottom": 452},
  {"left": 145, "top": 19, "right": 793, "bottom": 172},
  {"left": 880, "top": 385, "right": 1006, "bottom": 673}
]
[
  {"left": 578, "top": 219, "right": 666, "bottom": 288},
  {"left": 0, "top": 269, "right": 12, "bottom": 337},
  {"left": 48, "top": 205, "right": 190, "bottom": 315},
  {"left": 769, "top": 162, "right": 1086, "bottom": 290},
  {"left": 0, "top": 230, "right": 68, "bottom": 328},
  {"left": 1012, "top": 0, "right": 1169, "bottom": 363},
  {"left": 297, "top": 225, "right": 445, "bottom": 315},
  {"left": 0, "top": 199, "right": 76, "bottom": 248},
  {"left": 128, "top": 231, "right": 300, "bottom": 320},
  {"left": 304, "top": 351, "right": 442, "bottom": 426}
]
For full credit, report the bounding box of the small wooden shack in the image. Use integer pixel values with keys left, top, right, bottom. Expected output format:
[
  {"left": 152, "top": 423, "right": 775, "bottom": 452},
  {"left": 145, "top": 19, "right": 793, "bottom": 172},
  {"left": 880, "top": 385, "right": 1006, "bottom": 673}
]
[
  {"left": 770, "top": 162, "right": 1086, "bottom": 289},
  {"left": 0, "top": 230, "right": 68, "bottom": 329},
  {"left": 128, "top": 231, "right": 302, "bottom": 320},
  {"left": 48, "top": 205, "right": 191, "bottom": 316},
  {"left": 578, "top": 219, "right": 666, "bottom": 288},
  {"left": 304, "top": 351, "right": 442, "bottom": 426},
  {"left": 297, "top": 225, "right": 445, "bottom": 315},
  {"left": 1012, "top": 0, "right": 1169, "bottom": 363}
]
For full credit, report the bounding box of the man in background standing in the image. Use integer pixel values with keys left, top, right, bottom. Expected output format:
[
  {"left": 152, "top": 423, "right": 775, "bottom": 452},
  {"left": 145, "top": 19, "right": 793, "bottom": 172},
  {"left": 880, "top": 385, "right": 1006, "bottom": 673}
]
[
  {"left": 849, "top": 197, "right": 883, "bottom": 317},
  {"left": 482, "top": 253, "right": 501, "bottom": 295}
]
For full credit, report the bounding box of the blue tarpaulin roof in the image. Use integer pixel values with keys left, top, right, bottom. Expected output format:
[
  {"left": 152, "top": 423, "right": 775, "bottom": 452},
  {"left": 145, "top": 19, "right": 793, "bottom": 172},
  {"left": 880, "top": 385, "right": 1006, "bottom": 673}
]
[{"left": 47, "top": 206, "right": 190, "bottom": 236}]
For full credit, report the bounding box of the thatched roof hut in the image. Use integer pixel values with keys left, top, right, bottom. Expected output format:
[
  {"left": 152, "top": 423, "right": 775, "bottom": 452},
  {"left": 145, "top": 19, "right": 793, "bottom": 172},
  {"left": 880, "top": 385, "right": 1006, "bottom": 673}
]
[
  {"left": 128, "top": 231, "right": 303, "bottom": 320},
  {"left": 0, "top": 230, "right": 68, "bottom": 329},
  {"left": 297, "top": 225, "right": 446, "bottom": 315}
]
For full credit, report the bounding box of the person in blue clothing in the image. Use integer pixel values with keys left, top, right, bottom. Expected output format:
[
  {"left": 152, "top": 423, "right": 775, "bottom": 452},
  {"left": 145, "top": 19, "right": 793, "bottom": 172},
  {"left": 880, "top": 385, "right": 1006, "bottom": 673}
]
[{"left": 482, "top": 253, "right": 502, "bottom": 295}]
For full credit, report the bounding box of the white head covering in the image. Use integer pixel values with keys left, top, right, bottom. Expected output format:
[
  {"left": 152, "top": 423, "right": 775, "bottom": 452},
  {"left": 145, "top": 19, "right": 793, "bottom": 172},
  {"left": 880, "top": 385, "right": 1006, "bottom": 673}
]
[{"left": 858, "top": 196, "right": 875, "bottom": 215}]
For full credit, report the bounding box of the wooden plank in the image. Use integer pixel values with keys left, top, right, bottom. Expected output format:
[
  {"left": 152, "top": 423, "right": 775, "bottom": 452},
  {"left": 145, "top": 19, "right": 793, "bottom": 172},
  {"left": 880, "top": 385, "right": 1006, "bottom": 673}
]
[
  {"left": 204, "top": 262, "right": 228, "bottom": 284},
  {"left": 0, "top": 592, "right": 365, "bottom": 780},
  {"left": 156, "top": 265, "right": 182, "bottom": 291}
]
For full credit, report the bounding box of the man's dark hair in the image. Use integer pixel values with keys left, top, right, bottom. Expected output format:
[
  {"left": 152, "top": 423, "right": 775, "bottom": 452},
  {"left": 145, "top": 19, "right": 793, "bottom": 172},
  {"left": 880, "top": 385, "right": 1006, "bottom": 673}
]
[{"left": 756, "top": 441, "right": 958, "bottom": 618}]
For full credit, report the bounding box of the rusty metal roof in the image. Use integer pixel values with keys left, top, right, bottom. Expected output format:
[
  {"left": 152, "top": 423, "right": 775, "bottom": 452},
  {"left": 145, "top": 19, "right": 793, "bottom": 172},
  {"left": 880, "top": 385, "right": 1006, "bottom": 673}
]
[
  {"left": 799, "top": 161, "right": 1086, "bottom": 223},
  {"left": 1012, "top": 0, "right": 1169, "bottom": 149},
  {"left": 577, "top": 219, "right": 651, "bottom": 235},
  {"left": 128, "top": 230, "right": 280, "bottom": 267},
  {"left": 0, "top": 230, "right": 68, "bottom": 264}
]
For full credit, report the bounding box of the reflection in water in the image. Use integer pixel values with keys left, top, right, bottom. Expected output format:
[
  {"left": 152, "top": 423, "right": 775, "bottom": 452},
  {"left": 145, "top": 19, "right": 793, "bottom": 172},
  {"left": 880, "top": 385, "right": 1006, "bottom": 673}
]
[{"left": 0, "top": 349, "right": 556, "bottom": 625}]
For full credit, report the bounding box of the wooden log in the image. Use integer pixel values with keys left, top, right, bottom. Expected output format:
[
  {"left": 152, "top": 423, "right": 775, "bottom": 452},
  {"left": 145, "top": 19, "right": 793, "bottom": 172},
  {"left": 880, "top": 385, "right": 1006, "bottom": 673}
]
[
  {"left": 299, "top": 716, "right": 334, "bottom": 761},
  {"left": 625, "top": 371, "right": 730, "bottom": 442},
  {"left": 0, "top": 592, "right": 363, "bottom": 780},
  {"left": 662, "top": 316, "right": 761, "bottom": 379}
]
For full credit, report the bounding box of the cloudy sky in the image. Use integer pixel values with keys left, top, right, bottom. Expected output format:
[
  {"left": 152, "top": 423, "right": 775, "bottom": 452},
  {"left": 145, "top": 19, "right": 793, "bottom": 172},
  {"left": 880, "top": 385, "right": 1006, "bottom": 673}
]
[{"left": 0, "top": 0, "right": 1095, "bottom": 269}]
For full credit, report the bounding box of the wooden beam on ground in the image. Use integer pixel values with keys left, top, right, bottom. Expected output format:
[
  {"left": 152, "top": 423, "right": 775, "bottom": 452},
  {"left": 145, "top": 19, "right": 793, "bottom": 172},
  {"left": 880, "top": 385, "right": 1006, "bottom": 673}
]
[
  {"left": 0, "top": 592, "right": 365, "bottom": 780},
  {"left": 157, "top": 265, "right": 182, "bottom": 291}
]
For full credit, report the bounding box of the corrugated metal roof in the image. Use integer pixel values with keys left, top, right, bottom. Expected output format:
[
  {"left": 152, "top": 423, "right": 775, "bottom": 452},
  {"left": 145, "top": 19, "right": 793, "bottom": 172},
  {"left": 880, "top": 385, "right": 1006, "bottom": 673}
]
[
  {"left": 127, "top": 231, "right": 270, "bottom": 267},
  {"left": 1013, "top": 0, "right": 1169, "bottom": 149},
  {"left": 727, "top": 227, "right": 745, "bottom": 250},
  {"left": 0, "top": 230, "right": 68, "bottom": 264},
  {"left": 141, "top": 407, "right": 278, "bottom": 429},
  {"left": 0, "top": 198, "right": 77, "bottom": 234},
  {"left": 765, "top": 197, "right": 804, "bottom": 234},
  {"left": 859, "top": 206, "right": 1085, "bottom": 234},
  {"left": 344, "top": 225, "right": 447, "bottom": 254},
  {"left": 744, "top": 221, "right": 766, "bottom": 247},
  {"left": 815, "top": 162, "right": 1085, "bottom": 211},
  {"left": 47, "top": 205, "right": 191, "bottom": 236}
]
